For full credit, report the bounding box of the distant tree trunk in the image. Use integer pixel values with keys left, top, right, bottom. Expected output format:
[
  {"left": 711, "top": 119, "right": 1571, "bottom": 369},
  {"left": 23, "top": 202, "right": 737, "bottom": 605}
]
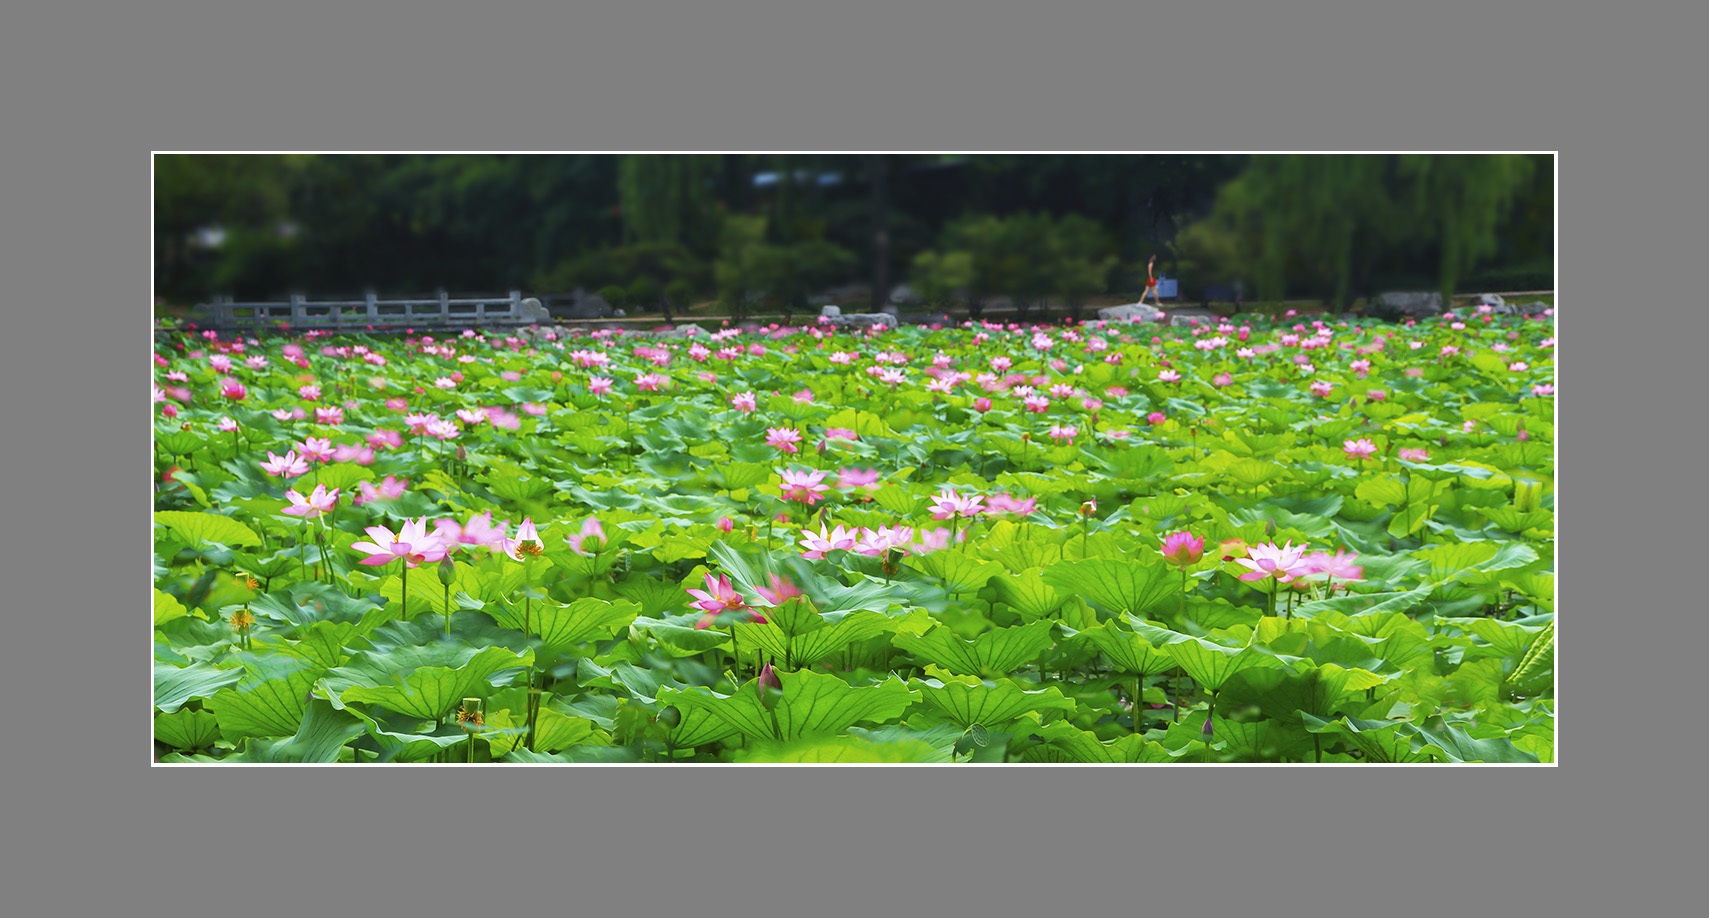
[{"left": 870, "top": 155, "right": 890, "bottom": 311}]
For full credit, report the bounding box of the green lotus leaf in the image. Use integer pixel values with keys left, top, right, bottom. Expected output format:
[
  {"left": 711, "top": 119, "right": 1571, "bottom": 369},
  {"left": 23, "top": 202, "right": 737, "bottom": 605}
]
[
  {"left": 1072, "top": 623, "right": 1180, "bottom": 676},
  {"left": 154, "top": 661, "right": 245, "bottom": 713},
  {"left": 909, "top": 678, "right": 1075, "bottom": 728},
  {"left": 1415, "top": 721, "right": 1541, "bottom": 764},
  {"left": 489, "top": 596, "right": 640, "bottom": 656},
  {"left": 906, "top": 550, "right": 1004, "bottom": 595},
  {"left": 306, "top": 462, "right": 375, "bottom": 493},
  {"left": 1017, "top": 720, "right": 1173, "bottom": 763},
  {"left": 988, "top": 569, "right": 1068, "bottom": 620},
  {"left": 154, "top": 510, "right": 261, "bottom": 548},
  {"left": 736, "top": 609, "right": 899, "bottom": 668},
  {"left": 1043, "top": 558, "right": 1179, "bottom": 617},
  {"left": 1460, "top": 617, "right": 1546, "bottom": 660},
  {"left": 284, "top": 621, "right": 359, "bottom": 670},
  {"left": 154, "top": 708, "right": 222, "bottom": 751},
  {"left": 241, "top": 699, "right": 367, "bottom": 763},
  {"left": 630, "top": 614, "right": 734, "bottom": 655},
  {"left": 893, "top": 621, "right": 1056, "bottom": 677},
  {"left": 205, "top": 669, "right": 321, "bottom": 741},
  {"left": 154, "top": 589, "right": 189, "bottom": 626},
  {"left": 658, "top": 671, "right": 916, "bottom": 742},
  {"left": 615, "top": 576, "right": 692, "bottom": 617},
  {"left": 1300, "top": 713, "right": 1430, "bottom": 763},
  {"left": 328, "top": 645, "right": 534, "bottom": 720}
]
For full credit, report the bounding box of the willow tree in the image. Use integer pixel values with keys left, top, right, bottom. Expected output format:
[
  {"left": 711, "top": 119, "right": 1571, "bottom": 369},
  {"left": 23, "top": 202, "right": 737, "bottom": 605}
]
[
  {"left": 1398, "top": 154, "right": 1536, "bottom": 305},
  {"left": 617, "top": 155, "right": 723, "bottom": 252},
  {"left": 1195, "top": 154, "right": 1534, "bottom": 311}
]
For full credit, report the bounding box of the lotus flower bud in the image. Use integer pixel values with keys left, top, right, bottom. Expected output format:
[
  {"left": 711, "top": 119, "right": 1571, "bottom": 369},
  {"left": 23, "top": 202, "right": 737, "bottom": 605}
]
[
  {"left": 437, "top": 554, "right": 457, "bottom": 586},
  {"left": 757, "top": 660, "right": 782, "bottom": 695},
  {"left": 717, "top": 517, "right": 735, "bottom": 533}
]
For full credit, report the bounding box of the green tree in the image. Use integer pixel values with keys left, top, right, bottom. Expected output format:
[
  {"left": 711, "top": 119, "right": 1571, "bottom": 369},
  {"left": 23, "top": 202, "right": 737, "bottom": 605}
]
[
  {"left": 617, "top": 155, "right": 723, "bottom": 253},
  {"left": 1050, "top": 214, "right": 1117, "bottom": 324}
]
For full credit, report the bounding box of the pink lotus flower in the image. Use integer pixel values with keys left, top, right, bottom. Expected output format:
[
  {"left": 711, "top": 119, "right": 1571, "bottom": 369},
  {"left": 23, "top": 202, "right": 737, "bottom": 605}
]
[
  {"left": 731, "top": 392, "right": 758, "bottom": 412},
  {"left": 1160, "top": 530, "right": 1205, "bottom": 567},
  {"left": 221, "top": 382, "right": 248, "bottom": 401},
  {"left": 973, "top": 397, "right": 993, "bottom": 413},
  {"left": 1532, "top": 383, "right": 1555, "bottom": 396},
  {"left": 1440, "top": 345, "right": 1460, "bottom": 357},
  {"left": 555, "top": 517, "right": 602, "bottom": 556},
  {"left": 368, "top": 429, "right": 404, "bottom": 451},
  {"left": 299, "top": 384, "right": 322, "bottom": 401},
  {"left": 984, "top": 493, "right": 1037, "bottom": 517},
  {"left": 1310, "top": 381, "right": 1335, "bottom": 398},
  {"left": 354, "top": 475, "right": 409, "bottom": 505},
  {"left": 1397, "top": 448, "right": 1430, "bottom": 462},
  {"left": 928, "top": 487, "right": 985, "bottom": 520},
  {"left": 799, "top": 523, "right": 861, "bottom": 559},
  {"left": 824, "top": 428, "right": 859, "bottom": 440},
  {"left": 833, "top": 467, "right": 879, "bottom": 494},
  {"left": 1342, "top": 438, "right": 1378, "bottom": 460},
  {"left": 1212, "top": 372, "right": 1234, "bottom": 387},
  {"left": 1508, "top": 361, "right": 1530, "bottom": 372},
  {"left": 1234, "top": 540, "right": 1311, "bottom": 583},
  {"left": 1022, "top": 395, "right": 1050, "bottom": 413},
  {"left": 282, "top": 484, "right": 341, "bottom": 518},
  {"left": 1158, "top": 369, "right": 1181, "bottom": 383},
  {"left": 910, "top": 527, "right": 965, "bottom": 554},
  {"left": 635, "top": 373, "right": 666, "bottom": 392},
  {"left": 753, "top": 573, "right": 804, "bottom": 606},
  {"left": 315, "top": 406, "right": 344, "bottom": 425},
  {"left": 1303, "top": 549, "right": 1364, "bottom": 583},
  {"left": 215, "top": 416, "right": 239, "bottom": 433},
  {"left": 765, "top": 427, "right": 804, "bottom": 454},
  {"left": 295, "top": 436, "right": 335, "bottom": 464},
  {"left": 260, "top": 450, "right": 310, "bottom": 478},
  {"left": 331, "top": 444, "right": 375, "bottom": 465},
  {"left": 778, "top": 467, "right": 831, "bottom": 504},
  {"left": 352, "top": 518, "right": 451, "bottom": 568},
  {"left": 587, "top": 375, "right": 614, "bottom": 397},
  {"left": 717, "top": 516, "right": 735, "bottom": 533},
  {"left": 1147, "top": 411, "right": 1166, "bottom": 425},
  {"left": 455, "top": 408, "right": 485, "bottom": 426},
  {"left": 1047, "top": 424, "right": 1079, "bottom": 444},
  {"left": 432, "top": 511, "right": 510, "bottom": 551},
  {"left": 502, "top": 518, "right": 546, "bottom": 561},
  {"left": 434, "top": 377, "right": 458, "bottom": 390},
  {"left": 423, "top": 418, "right": 460, "bottom": 440}
]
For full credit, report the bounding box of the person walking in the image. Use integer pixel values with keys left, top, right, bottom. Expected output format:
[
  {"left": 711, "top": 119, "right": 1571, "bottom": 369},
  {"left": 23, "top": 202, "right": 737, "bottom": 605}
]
[{"left": 1142, "top": 254, "right": 1161, "bottom": 307}]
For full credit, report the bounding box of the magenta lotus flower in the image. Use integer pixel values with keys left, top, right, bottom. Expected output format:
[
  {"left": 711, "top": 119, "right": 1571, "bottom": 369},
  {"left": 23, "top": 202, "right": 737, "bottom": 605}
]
[
  {"left": 352, "top": 518, "right": 450, "bottom": 568},
  {"left": 1343, "top": 438, "right": 1378, "bottom": 460},
  {"left": 566, "top": 517, "right": 607, "bottom": 555},
  {"left": 974, "top": 397, "right": 993, "bottom": 413},
  {"left": 221, "top": 382, "right": 247, "bottom": 401},
  {"left": 717, "top": 516, "right": 735, "bottom": 532},
  {"left": 1147, "top": 411, "right": 1166, "bottom": 425},
  {"left": 588, "top": 375, "right": 615, "bottom": 397},
  {"left": 756, "top": 660, "right": 782, "bottom": 691},
  {"left": 688, "top": 573, "right": 749, "bottom": 629},
  {"left": 777, "top": 468, "right": 831, "bottom": 505},
  {"left": 282, "top": 484, "right": 341, "bottom": 518},
  {"left": 1234, "top": 541, "right": 1311, "bottom": 583},
  {"left": 731, "top": 392, "right": 758, "bottom": 412},
  {"left": 928, "top": 487, "right": 986, "bottom": 520},
  {"left": 502, "top": 518, "right": 546, "bottom": 561},
  {"left": 765, "top": 427, "right": 804, "bottom": 454},
  {"left": 1022, "top": 395, "right": 1050, "bottom": 413},
  {"left": 1047, "top": 424, "right": 1079, "bottom": 444},
  {"left": 636, "top": 373, "right": 666, "bottom": 392},
  {"left": 1160, "top": 530, "right": 1205, "bottom": 567},
  {"left": 354, "top": 475, "right": 409, "bottom": 505},
  {"left": 260, "top": 450, "right": 310, "bottom": 478},
  {"left": 315, "top": 406, "right": 344, "bottom": 425},
  {"left": 799, "top": 523, "right": 861, "bottom": 559}
]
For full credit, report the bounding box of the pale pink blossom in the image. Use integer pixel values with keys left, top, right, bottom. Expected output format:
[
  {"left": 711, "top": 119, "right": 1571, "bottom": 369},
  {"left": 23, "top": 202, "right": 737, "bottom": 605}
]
[
  {"left": 354, "top": 475, "right": 409, "bottom": 505},
  {"left": 927, "top": 488, "right": 985, "bottom": 520},
  {"left": 567, "top": 518, "right": 607, "bottom": 555},
  {"left": 352, "top": 518, "right": 451, "bottom": 568},
  {"left": 731, "top": 392, "right": 758, "bottom": 412},
  {"left": 1234, "top": 541, "right": 1311, "bottom": 584},
  {"left": 1343, "top": 438, "right": 1378, "bottom": 460},
  {"left": 261, "top": 450, "right": 310, "bottom": 478},
  {"left": 765, "top": 427, "right": 804, "bottom": 454},
  {"left": 780, "top": 468, "right": 832, "bottom": 505},
  {"left": 282, "top": 484, "right": 341, "bottom": 518},
  {"left": 799, "top": 523, "right": 861, "bottom": 559}
]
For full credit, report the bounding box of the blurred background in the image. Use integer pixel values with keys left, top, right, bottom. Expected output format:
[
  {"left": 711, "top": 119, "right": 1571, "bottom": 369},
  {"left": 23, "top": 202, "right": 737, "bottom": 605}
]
[{"left": 154, "top": 153, "right": 1553, "bottom": 320}]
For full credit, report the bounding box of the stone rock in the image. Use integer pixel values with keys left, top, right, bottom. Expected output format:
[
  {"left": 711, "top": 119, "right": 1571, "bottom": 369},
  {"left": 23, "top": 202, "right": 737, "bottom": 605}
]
[
  {"left": 552, "top": 287, "right": 616, "bottom": 320},
  {"left": 1096, "top": 302, "right": 1165, "bottom": 323},
  {"left": 820, "top": 304, "right": 842, "bottom": 317},
  {"left": 518, "top": 297, "right": 552, "bottom": 323},
  {"left": 1473, "top": 293, "right": 1505, "bottom": 307},
  {"left": 1366, "top": 291, "right": 1444, "bottom": 322},
  {"left": 888, "top": 284, "right": 922, "bottom": 306},
  {"left": 821, "top": 313, "right": 899, "bottom": 329}
]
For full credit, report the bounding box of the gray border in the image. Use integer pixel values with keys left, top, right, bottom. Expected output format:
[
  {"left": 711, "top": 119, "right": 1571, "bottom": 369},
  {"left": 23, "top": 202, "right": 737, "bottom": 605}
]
[{"left": 16, "top": 1, "right": 1669, "bottom": 914}]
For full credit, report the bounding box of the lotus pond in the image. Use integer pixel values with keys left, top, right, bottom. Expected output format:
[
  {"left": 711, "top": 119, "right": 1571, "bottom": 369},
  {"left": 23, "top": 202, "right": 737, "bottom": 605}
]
[{"left": 152, "top": 307, "right": 1555, "bottom": 763}]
